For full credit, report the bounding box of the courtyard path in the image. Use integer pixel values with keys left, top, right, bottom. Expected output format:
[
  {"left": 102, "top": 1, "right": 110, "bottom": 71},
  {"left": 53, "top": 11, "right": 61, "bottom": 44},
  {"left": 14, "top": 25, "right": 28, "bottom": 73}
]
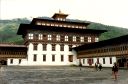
[{"left": 0, "top": 66, "right": 128, "bottom": 84}]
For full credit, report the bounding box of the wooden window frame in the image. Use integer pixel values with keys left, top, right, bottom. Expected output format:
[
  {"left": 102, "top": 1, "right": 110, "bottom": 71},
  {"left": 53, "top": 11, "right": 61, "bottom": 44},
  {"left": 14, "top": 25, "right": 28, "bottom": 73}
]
[
  {"left": 33, "top": 44, "right": 37, "bottom": 50},
  {"left": 10, "top": 59, "right": 13, "bottom": 64},
  {"left": 73, "top": 36, "right": 76, "bottom": 42},
  {"left": 48, "top": 34, "right": 52, "bottom": 40},
  {"left": 80, "top": 36, "right": 84, "bottom": 42},
  {"left": 38, "top": 34, "right": 43, "bottom": 40},
  {"left": 68, "top": 55, "right": 73, "bottom": 62},
  {"left": 56, "top": 35, "right": 60, "bottom": 41},
  {"left": 28, "top": 33, "right": 33, "bottom": 39},
  {"left": 43, "top": 44, "right": 47, "bottom": 51},
  {"left": 33, "top": 54, "right": 37, "bottom": 61},
  {"left": 60, "top": 44, "right": 64, "bottom": 51},
  {"left": 83, "top": 59, "right": 85, "bottom": 64},
  {"left": 52, "top": 55, "right": 55, "bottom": 62},
  {"left": 65, "top": 35, "right": 68, "bottom": 41},
  {"left": 43, "top": 54, "right": 46, "bottom": 61},
  {"left": 52, "top": 44, "right": 56, "bottom": 51},
  {"left": 88, "top": 36, "right": 91, "bottom": 42},
  {"left": 110, "top": 57, "right": 112, "bottom": 64},
  {"left": 103, "top": 58, "right": 105, "bottom": 64},
  {"left": 61, "top": 55, "right": 64, "bottom": 62}
]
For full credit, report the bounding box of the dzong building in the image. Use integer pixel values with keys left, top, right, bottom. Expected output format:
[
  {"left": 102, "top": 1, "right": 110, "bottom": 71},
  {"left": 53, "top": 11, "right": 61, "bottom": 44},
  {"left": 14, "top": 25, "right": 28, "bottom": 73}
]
[{"left": 0, "top": 12, "right": 128, "bottom": 68}]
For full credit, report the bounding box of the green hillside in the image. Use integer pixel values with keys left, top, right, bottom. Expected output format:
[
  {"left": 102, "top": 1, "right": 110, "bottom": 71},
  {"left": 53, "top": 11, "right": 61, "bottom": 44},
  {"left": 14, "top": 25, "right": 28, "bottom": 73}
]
[
  {"left": 0, "top": 18, "right": 30, "bottom": 44},
  {"left": 87, "top": 22, "right": 128, "bottom": 41},
  {"left": 0, "top": 18, "right": 128, "bottom": 44}
]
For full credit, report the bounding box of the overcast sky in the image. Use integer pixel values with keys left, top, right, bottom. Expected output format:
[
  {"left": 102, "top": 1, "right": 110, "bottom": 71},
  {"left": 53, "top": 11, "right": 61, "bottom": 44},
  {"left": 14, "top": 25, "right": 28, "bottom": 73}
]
[{"left": 1, "top": 0, "right": 128, "bottom": 28}]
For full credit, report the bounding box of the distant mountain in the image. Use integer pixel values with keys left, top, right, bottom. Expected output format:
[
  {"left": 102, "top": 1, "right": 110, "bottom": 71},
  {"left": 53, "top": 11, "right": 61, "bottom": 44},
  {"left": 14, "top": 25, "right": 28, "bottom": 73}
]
[
  {"left": 0, "top": 18, "right": 128, "bottom": 44},
  {"left": 87, "top": 22, "right": 128, "bottom": 41},
  {"left": 0, "top": 18, "right": 30, "bottom": 44}
]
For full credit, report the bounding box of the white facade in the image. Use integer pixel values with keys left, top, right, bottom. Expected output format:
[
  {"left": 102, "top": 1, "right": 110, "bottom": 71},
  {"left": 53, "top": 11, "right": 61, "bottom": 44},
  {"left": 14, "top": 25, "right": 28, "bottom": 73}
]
[
  {"left": 7, "top": 43, "right": 117, "bottom": 67},
  {"left": 80, "top": 57, "right": 117, "bottom": 67},
  {"left": 8, "top": 43, "right": 79, "bottom": 66}
]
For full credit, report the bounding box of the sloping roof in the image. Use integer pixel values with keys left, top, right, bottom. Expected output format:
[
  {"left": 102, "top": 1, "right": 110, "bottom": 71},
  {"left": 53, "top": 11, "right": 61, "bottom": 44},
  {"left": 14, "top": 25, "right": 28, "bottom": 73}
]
[
  {"left": 0, "top": 43, "right": 26, "bottom": 48},
  {"left": 31, "top": 18, "right": 90, "bottom": 26},
  {"left": 52, "top": 13, "right": 68, "bottom": 19},
  {"left": 74, "top": 34, "right": 128, "bottom": 51},
  {"left": 17, "top": 24, "right": 107, "bottom": 35}
]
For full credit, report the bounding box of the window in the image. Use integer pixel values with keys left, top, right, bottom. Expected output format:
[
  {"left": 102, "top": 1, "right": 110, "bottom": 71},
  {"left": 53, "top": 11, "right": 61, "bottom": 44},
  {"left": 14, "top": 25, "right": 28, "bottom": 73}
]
[
  {"left": 60, "top": 44, "right": 64, "bottom": 51},
  {"left": 60, "top": 24, "right": 62, "bottom": 27},
  {"left": 48, "top": 34, "right": 52, "bottom": 40},
  {"left": 42, "top": 23, "right": 45, "bottom": 25},
  {"left": 65, "top": 35, "right": 68, "bottom": 41},
  {"left": 64, "top": 25, "right": 66, "bottom": 27},
  {"left": 73, "top": 36, "right": 76, "bottom": 42},
  {"left": 55, "top": 24, "right": 58, "bottom": 26},
  {"left": 72, "top": 26, "right": 74, "bottom": 28},
  {"left": 28, "top": 33, "right": 33, "bottom": 39},
  {"left": 88, "top": 36, "right": 91, "bottom": 42},
  {"left": 52, "top": 44, "right": 56, "bottom": 51},
  {"left": 37, "top": 22, "right": 41, "bottom": 25},
  {"left": 56, "top": 35, "right": 60, "bottom": 41},
  {"left": 33, "top": 54, "right": 37, "bottom": 61},
  {"left": 61, "top": 55, "right": 64, "bottom": 62},
  {"left": 47, "top": 23, "right": 50, "bottom": 26},
  {"left": 95, "top": 37, "right": 99, "bottom": 42},
  {"left": 83, "top": 59, "right": 85, "bottom": 64},
  {"left": 103, "top": 58, "right": 105, "bottom": 64},
  {"left": 87, "top": 58, "right": 93, "bottom": 65},
  {"left": 43, "top": 44, "right": 47, "bottom": 51},
  {"left": 68, "top": 25, "right": 70, "bottom": 28},
  {"left": 52, "top": 55, "right": 55, "bottom": 62},
  {"left": 34, "top": 44, "right": 37, "bottom": 50},
  {"left": 110, "top": 57, "right": 112, "bottom": 64},
  {"left": 43, "top": 54, "right": 46, "bottom": 61},
  {"left": 38, "top": 34, "right": 43, "bottom": 40},
  {"left": 19, "top": 59, "right": 21, "bottom": 64},
  {"left": 51, "top": 24, "right": 54, "bottom": 26},
  {"left": 10, "top": 59, "right": 13, "bottom": 64},
  {"left": 80, "top": 37, "right": 84, "bottom": 42},
  {"left": 68, "top": 55, "right": 73, "bottom": 62},
  {"left": 76, "top": 26, "right": 78, "bottom": 28}
]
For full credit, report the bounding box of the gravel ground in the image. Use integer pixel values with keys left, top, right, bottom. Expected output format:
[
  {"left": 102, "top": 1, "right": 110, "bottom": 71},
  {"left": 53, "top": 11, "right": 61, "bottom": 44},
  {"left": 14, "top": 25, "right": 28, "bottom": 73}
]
[{"left": 0, "top": 66, "right": 128, "bottom": 84}]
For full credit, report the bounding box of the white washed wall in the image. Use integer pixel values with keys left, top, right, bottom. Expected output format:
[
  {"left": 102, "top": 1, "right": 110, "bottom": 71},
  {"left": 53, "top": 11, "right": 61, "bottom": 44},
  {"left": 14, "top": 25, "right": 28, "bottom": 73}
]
[
  {"left": 81, "top": 57, "right": 116, "bottom": 67},
  {"left": 7, "top": 43, "right": 117, "bottom": 67},
  {"left": 7, "top": 59, "right": 28, "bottom": 66},
  {"left": 8, "top": 43, "right": 79, "bottom": 66}
]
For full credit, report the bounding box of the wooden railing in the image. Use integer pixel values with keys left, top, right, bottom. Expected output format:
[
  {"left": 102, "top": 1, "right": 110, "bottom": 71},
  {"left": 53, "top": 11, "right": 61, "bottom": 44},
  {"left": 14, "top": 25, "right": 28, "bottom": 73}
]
[
  {"left": 0, "top": 55, "right": 27, "bottom": 58},
  {"left": 78, "top": 50, "right": 128, "bottom": 58}
]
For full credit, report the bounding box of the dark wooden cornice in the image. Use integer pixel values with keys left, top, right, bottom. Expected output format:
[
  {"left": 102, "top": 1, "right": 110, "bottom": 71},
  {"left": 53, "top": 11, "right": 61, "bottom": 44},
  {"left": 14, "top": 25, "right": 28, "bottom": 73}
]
[{"left": 17, "top": 24, "right": 106, "bottom": 35}]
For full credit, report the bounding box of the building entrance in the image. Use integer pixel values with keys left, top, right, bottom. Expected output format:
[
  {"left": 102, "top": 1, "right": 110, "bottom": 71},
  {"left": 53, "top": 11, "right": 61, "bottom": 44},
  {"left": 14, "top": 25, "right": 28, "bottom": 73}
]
[
  {"left": 0, "top": 59, "right": 7, "bottom": 65},
  {"left": 117, "top": 57, "right": 127, "bottom": 67}
]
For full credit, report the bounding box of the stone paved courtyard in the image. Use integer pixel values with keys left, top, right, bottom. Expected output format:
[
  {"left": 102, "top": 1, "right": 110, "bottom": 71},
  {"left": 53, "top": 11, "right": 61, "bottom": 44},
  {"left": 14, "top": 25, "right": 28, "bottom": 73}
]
[{"left": 0, "top": 66, "right": 128, "bottom": 84}]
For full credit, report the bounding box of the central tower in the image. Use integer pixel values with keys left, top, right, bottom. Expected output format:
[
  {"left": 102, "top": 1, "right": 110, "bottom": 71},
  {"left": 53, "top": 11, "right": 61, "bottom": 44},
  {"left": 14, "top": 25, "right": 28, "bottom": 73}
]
[{"left": 15, "top": 12, "right": 106, "bottom": 66}]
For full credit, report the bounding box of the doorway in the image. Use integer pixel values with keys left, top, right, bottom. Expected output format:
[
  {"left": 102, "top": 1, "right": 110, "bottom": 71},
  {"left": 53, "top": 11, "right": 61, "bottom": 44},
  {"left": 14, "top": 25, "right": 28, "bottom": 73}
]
[
  {"left": 117, "top": 57, "right": 127, "bottom": 67},
  {"left": 0, "top": 60, "right": 7, "bottom": 65}
]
